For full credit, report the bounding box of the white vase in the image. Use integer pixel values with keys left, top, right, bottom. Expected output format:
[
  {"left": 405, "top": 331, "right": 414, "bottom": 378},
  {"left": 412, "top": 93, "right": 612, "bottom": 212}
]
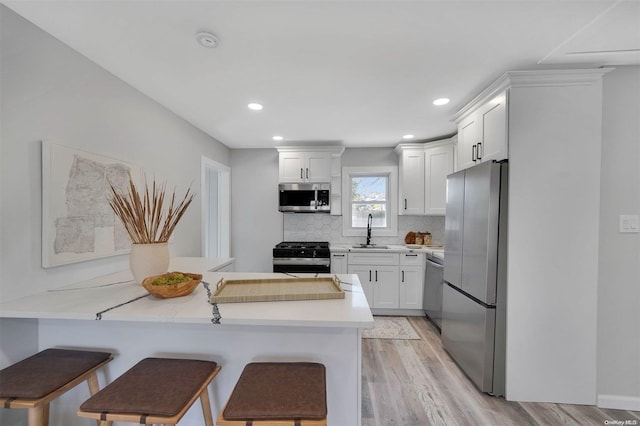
[{"left": 130, "top": 242, "right": 170, "bottom": 284}]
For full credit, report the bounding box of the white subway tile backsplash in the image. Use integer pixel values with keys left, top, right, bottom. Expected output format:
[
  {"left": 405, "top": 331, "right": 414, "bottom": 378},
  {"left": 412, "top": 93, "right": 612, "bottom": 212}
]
[{"left": 283, "top": 214, "right": 445, "bottom": 246}]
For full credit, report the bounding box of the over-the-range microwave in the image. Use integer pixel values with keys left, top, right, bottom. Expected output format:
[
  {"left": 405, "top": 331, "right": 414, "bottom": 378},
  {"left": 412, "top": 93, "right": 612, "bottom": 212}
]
[{"left": 278, "top": 183, "right": 330, "bottom": 213}]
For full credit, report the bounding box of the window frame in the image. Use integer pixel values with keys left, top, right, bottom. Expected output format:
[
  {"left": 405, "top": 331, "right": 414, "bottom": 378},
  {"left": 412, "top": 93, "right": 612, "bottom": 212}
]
[{"left": 342, "top": 166, "right": 398, "bottom": 237}]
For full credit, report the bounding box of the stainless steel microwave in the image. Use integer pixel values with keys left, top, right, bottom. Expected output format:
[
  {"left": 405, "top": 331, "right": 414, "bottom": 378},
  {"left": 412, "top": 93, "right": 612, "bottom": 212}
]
[{"left": 278, "top": 183, "right": 330, "bottom": 213}]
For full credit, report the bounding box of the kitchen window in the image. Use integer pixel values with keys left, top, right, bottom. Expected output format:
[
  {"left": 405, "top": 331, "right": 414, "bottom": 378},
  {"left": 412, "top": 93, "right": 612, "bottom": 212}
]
[{"left": 342, "top": 166, "right": 397, "bottom": 237}]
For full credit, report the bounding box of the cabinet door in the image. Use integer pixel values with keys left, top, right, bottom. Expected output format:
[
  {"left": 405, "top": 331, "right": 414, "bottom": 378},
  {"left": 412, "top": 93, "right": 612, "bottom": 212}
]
[
  {"left": 372, "top": 266, "right": 399, "bottom": 309},
  {"left": 399, "top": 149, "right": 425, "bottom": 215},
  {"left": 400, "top": 252, "right": 423, "bottom": 266},
  {"left": 457, "top": 114, "right": 478, "bottom": 171},
  {"left": 279, "top": 152, "right": 305, "bottom": 182},
  {"left": 478, "top": 93, "right": 507, "bottom": 162},
  {"left": 306, "top": 152, "right": 331, "bottom": 182},
  {"left": 348, "top": 252, "right": 399, "bottom": 266},
  {"left": 348, "top": 265, "right": 374, "bottom": 307},
  {"left": 424, "top": 143, "right": 454, "bottom": 215},
  {"left": 330, "top": 253, "right": 348, "bottom": 274},
  {"left": 399, "top": 265, "right": 424, "bottom": 309}
]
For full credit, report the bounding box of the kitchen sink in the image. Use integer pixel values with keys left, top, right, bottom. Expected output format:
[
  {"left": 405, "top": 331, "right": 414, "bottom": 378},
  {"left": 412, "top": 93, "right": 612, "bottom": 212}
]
[{"left": 351, "top": 244, "right": 389, "bottom": 249}]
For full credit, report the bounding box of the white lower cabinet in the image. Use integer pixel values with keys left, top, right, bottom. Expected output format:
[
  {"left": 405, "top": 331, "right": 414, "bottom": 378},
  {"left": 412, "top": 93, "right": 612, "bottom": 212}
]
[
  {"left": 371, "top": 265, "right": 400, "bottom": 309},
  {"left": 347, "top": 264, "right": 399, "bottom": 309},
  {"left": 399, "top": 265, "right": 423, "bottom": 309},
  {"left": 399, "top": 253, "right": 425, "bottom": 309},
  {"left": 347, "top": 252, "right": 424, "bottom": 311},
  {"left": 330, "top": 252, "right": 348, "bottom": 274}
]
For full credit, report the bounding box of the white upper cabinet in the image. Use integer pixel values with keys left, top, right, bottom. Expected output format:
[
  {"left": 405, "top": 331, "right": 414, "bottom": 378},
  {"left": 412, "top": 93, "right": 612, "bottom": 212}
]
[
  {"left": 425, "top": 139, "right": 455, "bottom": 215},
  {"left": 278, "top": 150, "right": 331, "bottom": 183},
  {"left": 457, "top": 114, "right": 479, "bottom": 170},
  {"left": 454, "top": 92, "right": 508, "bottom": 170},
  {"left": 305, "top": 151, "right": 332, "bottom": 182},
  {"left": 395, "top": 137, "right": 455, "bottom": 216},
  {"left": 398, "top": 148, "right": 425, "bottom": 215}
]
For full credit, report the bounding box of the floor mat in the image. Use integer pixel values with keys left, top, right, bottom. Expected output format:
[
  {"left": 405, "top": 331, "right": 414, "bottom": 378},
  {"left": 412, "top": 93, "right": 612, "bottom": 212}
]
[{"left": 362, "top": 316, "right": 420, "bottom": 340}]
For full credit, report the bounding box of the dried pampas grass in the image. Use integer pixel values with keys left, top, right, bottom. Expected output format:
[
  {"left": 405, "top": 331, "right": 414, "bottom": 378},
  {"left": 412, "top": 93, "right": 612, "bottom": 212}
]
[{"left": 108, "top": 174, "right": 194, "bottom": 244}]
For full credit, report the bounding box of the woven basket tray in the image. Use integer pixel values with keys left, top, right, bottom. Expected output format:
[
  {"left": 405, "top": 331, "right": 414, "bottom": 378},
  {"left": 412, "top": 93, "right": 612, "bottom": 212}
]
[
  {"left": 209, "top": 276, "right": 344, "bottom": 304},
  {"left": 142, "top": 272, "right": 203, "bottom": 299}
]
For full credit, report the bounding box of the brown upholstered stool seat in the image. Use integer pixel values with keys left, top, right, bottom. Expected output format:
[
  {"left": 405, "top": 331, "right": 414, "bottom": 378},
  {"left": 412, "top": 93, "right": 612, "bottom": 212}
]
[
  {"left": 0, "top": 348, "right": 112, "bottom": 426},
  {"left": 218, "top": 362, "right": 327, "bottom": 426},
  {"left": 77, "top": 357, "right": 220, "bottom": 426}
]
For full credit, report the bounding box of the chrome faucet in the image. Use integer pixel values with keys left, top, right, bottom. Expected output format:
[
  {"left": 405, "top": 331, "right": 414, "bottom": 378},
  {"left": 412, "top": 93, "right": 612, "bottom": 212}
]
[{"left": 366, "top": 213, "right": 373, "bottom": 246}]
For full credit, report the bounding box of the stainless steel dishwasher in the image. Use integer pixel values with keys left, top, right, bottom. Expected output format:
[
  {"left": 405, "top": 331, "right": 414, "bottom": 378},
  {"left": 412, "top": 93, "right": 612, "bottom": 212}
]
[{"left": 423, "top": 251, "right": 444, "bottom": 331}]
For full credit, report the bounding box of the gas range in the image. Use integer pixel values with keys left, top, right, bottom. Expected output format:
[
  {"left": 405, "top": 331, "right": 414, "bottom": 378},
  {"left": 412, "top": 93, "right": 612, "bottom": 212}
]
[{"left": 272, "top": 241, "right": 331, "bottom": 273}]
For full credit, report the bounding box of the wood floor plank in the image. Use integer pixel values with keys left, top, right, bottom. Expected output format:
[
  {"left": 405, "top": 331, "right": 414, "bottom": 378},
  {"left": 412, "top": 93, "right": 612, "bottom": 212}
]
[{"left": 362, "top": 315, "right": 640, "bottom": 426}]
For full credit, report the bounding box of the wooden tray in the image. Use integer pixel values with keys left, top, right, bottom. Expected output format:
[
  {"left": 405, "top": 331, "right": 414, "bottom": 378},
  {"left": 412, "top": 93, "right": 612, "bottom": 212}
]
[{"left": 209, "top": 276, "right": 345, "bottom": 304}]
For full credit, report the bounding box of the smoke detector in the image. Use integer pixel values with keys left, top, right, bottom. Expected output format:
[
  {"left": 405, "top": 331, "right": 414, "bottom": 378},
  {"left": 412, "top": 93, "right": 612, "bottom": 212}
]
[{"left": 196, "top": 31, "right": 219, "bottom": 48}]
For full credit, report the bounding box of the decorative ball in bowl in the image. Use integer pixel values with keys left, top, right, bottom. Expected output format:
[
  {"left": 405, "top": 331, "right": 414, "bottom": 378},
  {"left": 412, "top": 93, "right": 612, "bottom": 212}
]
[{"left": 141, "top": 271, "right": 203, "bottom": 299}]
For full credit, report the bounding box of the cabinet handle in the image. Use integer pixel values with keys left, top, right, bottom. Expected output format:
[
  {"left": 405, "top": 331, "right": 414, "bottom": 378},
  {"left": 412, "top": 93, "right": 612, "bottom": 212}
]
[
  {"left": 375, "top": 270, "right": 378, "bottom": 282},
  {"left": 477, "top": 142, "right": 482, "bottom": 160},
  {"left": 369, "top": 270, "right": 372, "bottom": 282},
  {"left": 472, "top": 144, "right": 477, "bottom": 162},
  {"left": 306, "top": 168, "right": 309, "bottom": 179},
  {"left": 300, "top": 168, "right": 304, "bottom": 179},
  {"left": 404, "top": 198, "right": 407, "bottom": 210},
  {"left": 405, "top": 254, "right": 418, "bottom": 257},
  {"left": 333, "top": 254, "right": 345, "bottom": 257},
  {"left": 402, "top": 271, "right": 405, "bottom": 282}
]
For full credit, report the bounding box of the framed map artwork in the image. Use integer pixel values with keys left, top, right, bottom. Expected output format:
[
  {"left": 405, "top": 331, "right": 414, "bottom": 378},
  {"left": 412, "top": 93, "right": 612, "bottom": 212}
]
[{"left": 42, "top": 142, "right": 139, "bottom": 267}]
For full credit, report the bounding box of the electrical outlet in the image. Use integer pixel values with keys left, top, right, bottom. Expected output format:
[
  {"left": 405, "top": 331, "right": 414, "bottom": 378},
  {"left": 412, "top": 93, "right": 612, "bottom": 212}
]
[{"left": 619, "top": 214, "right": 639, "bottom": 233}]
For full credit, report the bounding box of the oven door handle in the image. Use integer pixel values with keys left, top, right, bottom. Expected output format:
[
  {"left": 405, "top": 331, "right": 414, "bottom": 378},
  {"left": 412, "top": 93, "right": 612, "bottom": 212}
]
[{"left": 273, "top": 258, "right": 331, "bottom": 266}]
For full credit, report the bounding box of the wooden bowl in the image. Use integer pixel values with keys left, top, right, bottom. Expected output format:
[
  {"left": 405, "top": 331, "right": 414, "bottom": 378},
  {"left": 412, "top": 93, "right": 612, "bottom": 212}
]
[{"left": 141, "top": 271, "right": 203, "bottom": 299}]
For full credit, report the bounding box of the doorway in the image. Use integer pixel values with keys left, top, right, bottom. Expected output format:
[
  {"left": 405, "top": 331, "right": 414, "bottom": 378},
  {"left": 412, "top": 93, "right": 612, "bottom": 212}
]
[{"left": 201, "top": 156, "right": 230, "bottom": 258}]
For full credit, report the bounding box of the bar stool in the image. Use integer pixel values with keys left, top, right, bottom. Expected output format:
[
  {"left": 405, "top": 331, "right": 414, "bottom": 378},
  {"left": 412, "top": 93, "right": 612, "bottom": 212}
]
[
  {"left": 77, "top": 357, "right": 220, "bottom": 426},
  {"left": 217, "top": 362, "right": 327, "bottom": 426},
  {"left": 0, "top": 348, "right": 112, "bottom": 426}
]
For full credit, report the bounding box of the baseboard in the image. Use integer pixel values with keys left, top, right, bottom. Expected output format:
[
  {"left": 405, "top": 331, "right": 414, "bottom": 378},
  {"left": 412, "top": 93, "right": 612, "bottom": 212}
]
[
  {"left": 597, "top": 394, "right": 640, "bottom": 411},
  {"left": 370, "top": 309, "right": 425, "bottom": 316}
]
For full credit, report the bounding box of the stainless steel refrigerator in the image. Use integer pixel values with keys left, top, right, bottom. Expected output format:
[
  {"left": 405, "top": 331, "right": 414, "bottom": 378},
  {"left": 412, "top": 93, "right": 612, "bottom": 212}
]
[{"left": 442, "top": 160, "right": 507, "bottom": 396}]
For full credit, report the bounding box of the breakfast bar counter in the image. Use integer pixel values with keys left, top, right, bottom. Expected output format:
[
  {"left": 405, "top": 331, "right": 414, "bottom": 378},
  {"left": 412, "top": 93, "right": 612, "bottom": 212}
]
[{"left": 0, "top": 258, "right": 374, "bottom": 425}]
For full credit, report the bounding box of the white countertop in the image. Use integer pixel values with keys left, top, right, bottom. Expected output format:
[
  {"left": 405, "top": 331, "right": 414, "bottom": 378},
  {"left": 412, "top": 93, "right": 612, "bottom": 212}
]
[
  {"left": 331, "top": 244, "right": 444, "bottom": 255},
  {"left": 0, "top": 258, "right": 373, "bottom": 329}
]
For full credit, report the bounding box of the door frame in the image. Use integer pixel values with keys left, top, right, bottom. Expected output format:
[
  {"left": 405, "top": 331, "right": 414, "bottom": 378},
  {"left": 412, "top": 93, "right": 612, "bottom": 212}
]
[{"left": 201, "top": 156, "right": 230, "bottom": 258}]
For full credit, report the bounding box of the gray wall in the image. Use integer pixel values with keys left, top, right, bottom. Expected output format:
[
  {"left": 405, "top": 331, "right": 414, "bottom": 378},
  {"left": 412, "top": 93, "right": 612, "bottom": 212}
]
[
  {"left": 229, "top": 149, "right": 282, "bottom": 272},
  {"left": 0, "top": 5, "right": 230, "bottom": 402},
  {"left": 597, "top": 66, "right": 640, "bottom": 408}
]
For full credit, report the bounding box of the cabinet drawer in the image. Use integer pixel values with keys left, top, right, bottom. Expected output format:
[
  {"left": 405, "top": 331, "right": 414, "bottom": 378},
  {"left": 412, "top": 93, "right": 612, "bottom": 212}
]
[
  {"left": 400, "top": 252, "right": 424, "bottom": 266},
  {"left": 348, "top": 252, "right": 399, "bottom": 266}
]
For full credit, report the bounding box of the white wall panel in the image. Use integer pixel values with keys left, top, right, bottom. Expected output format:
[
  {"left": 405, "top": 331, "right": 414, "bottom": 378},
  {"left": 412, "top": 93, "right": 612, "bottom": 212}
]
[
  {"left": 597, "top": 66, "right": 640, "bottom": 410},
  {"left": 506, "top": 81, "right": 603, "bottom": 404}
]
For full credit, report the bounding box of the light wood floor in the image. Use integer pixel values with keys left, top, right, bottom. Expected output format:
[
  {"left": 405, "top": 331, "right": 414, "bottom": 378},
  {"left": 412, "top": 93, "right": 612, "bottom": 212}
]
[{"left": 362, "top": 316, "right": 640, "bottom": 426}]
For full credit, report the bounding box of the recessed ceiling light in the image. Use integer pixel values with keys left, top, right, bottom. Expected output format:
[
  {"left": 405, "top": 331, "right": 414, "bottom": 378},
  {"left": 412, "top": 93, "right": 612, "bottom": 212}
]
[
  {"left": 196, "top": 31, "right": 219, "bottom": 48},
  {"left": 247, "top": 103, "right": 263, "bottom": 111},
  {"left": 433, "top": 98, "right": 450, "bottom": 106},
  {"left": 402, "top": 134, "right": 415, "bottom": 140},
  {"left": 272, "top": 136, "right": 284, "bottom": 141}
]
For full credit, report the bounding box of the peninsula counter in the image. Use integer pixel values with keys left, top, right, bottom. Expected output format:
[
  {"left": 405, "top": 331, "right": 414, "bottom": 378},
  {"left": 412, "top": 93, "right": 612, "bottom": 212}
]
[{"left": 0, "top": 258, "right": 374, "bottom": 426}]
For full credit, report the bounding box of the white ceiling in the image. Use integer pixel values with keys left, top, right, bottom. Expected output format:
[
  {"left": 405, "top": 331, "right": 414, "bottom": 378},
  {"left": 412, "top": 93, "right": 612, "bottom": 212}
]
[{"left": 4, "top": 0, "right": 640, "bottom": 149}]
